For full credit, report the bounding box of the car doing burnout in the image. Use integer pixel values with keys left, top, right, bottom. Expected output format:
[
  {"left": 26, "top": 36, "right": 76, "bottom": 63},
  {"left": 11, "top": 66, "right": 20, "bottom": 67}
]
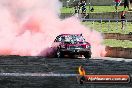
[{"left": 52, "top": 34, "right": 92, "bottom": 58}]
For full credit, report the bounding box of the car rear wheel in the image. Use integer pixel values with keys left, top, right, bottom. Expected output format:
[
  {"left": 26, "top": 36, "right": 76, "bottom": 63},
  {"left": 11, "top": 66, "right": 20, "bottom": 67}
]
[{"left": 57, "top": 50, "right": 64, "bottom": 58}]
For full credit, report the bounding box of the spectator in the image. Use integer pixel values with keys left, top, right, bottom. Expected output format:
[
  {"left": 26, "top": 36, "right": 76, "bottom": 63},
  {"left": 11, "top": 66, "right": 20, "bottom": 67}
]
[
  {"left": 114, "top": 0, "right": 121, "bottom": 12},
  {"left": 81, "top": 1, "right": 87, "bottom": 14},
  {"left": 77, "top": 4, "right": 81, "bottom": 14},
  {"left": 74, "top": 6, "right": 80, "bottom": 14},
  {"left": 74, "top": 6, "right": 78, "bottom": 13},
  {"left": 124, "top": 0, "right": 130, "bottom": 10},
  {"left": 120, "top": 11, "right": 126, "bottom": 30},
  {"left": 74, "top": 1, "right": 81, "bottom": 14}
]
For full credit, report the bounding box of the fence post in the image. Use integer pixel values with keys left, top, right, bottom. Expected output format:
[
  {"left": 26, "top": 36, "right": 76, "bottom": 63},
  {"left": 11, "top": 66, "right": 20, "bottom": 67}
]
[
  {"left": 125, "top": 19, "right": 127, "bottom": 30},
  {"left": 108, "top": 19, "right": 110, "bottom": 31},
  {"left": 92, "top": 20, "right": 94, "bottom": 29},
  {"left": 116, "top": 20, "right": 118, "bottom": 30},
  {"left": 100, "top": 19, "right": 102, "bottom": 32}
]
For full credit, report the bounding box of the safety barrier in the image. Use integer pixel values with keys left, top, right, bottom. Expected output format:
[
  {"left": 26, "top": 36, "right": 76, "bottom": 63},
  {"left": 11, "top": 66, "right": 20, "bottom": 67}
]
[
  {"left": 105, "top": 46, "right": 132, "bottom": 58},
  {"left": 103, "top": 33, "right": 132, "bottom": 41}
]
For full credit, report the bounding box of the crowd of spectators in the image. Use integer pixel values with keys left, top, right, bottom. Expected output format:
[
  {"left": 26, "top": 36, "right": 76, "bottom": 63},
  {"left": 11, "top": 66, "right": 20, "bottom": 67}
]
[
  {"left": 73, "top": 0, "right": 130, "bottom": 13},
  {"left": 74, "top": 1, "right": 87, "bottom": 15},
  {"left": 73, "top": 0, "right": 130, "bottom": 30}
]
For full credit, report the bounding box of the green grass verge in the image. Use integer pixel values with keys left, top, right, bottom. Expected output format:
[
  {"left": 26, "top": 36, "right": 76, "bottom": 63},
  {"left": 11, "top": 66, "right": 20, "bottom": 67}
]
[
  {"left": 104, "top": 39, "right": 132, "bottom": 48},
  {"left": 83, "top": 22, "right": 132, "bottom": 48},
  {"left": 61, "top": 6, "right": 127, "bottom": 13},
  {"left": 82, "top": 22, "right": 132, "bottom": 34}
]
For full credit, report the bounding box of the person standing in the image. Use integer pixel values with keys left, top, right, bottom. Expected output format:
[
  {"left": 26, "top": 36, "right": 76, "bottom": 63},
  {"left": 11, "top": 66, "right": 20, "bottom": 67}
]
[
  {"left": 74, "top": 1, "right": 80, "bottom": 14},
  {"left": 74, "top": 5, "right": 78, "bottom": 14},
  {"left": 120, "top": 11, "right": 126, "bottom": 30},
  {"left": 124, "top": 0, "right": 130, "bottom": 10},
  {"left": 115, "top": 0, "right": 121, "bottom": 12},
  {"left": 81, "top": 1, "right": 87, "bottom": 14}
]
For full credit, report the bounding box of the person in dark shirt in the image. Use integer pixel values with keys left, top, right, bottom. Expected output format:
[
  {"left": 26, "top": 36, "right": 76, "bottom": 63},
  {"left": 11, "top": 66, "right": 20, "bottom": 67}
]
[
  {"left": 81, "top": 1, "right": 87, "bottom": 14},
  {"left": 121, "top": 11, "right": 126, "bottom": 30},
  {"left": 124, "top": 0, "right": 130, "bottom": 10}
]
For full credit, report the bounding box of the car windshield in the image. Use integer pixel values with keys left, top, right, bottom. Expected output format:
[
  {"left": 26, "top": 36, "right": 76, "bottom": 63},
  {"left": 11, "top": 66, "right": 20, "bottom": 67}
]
[{"left": 61, "top": 35, "right": 85, "bottom": 43}]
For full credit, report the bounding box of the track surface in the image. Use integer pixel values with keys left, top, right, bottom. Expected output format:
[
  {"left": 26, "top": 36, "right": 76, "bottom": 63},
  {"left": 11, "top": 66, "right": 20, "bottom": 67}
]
[{"left": 0, "top": 56, "right": 132, "bottom": 88}]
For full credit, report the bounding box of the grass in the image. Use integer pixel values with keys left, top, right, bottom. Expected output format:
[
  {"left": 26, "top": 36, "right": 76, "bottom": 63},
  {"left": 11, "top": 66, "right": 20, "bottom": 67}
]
[
  {"left": 103, "top": 39, "right": 132, "bottom": 48},
  {"left": 82, "top": 22, "right": 132, "bottom": 48},
  {"left": 61, "top": 6, "right": 127, "bottom": 13},
  {"left": 82, "top": 22, "right": 132, "bottom": 34},
  {"left": 82, "top": 21, "right": 132, "bottom": 48}
]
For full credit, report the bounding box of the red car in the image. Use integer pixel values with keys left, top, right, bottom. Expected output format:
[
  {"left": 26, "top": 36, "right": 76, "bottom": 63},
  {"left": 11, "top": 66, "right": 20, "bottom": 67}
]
[{"left": 52, "top": 34, "right": 91, "bottom": 58}]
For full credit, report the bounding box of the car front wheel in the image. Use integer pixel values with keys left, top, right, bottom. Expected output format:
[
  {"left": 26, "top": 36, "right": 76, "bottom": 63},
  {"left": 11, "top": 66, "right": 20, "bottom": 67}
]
[
  {"left": 56, "top": 50, "right": 64, "bottom": 58},
  {"left": 84, "top": 53, "right": 91, "bottom": 59}
]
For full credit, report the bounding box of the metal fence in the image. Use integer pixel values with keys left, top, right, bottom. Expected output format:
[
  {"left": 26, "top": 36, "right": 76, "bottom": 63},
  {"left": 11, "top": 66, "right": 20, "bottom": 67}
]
[{"left": 81, "top": 18, "right": 132, "bottom": 33}]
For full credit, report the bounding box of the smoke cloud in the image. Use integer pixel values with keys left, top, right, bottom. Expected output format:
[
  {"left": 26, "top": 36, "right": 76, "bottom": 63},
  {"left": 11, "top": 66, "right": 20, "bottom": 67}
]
[{"left": 0, "top": 0, "right": 106, "bottom": 57}]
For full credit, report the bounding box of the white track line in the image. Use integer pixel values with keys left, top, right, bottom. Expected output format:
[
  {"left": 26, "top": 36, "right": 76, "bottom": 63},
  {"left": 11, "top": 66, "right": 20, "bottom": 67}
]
[
  {"left": 0, "top": 73, "right": 131, "bottom": 77},
  {"left": 0, "top": 73, "right": 78, "bottom": 77},
  {"left": 92, "top": 57, "right": 132, "bottom": 62}
]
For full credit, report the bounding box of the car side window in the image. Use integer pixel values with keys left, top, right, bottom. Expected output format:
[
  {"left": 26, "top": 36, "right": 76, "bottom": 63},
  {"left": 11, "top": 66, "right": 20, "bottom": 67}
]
[
  {"left": 58, "top": 37, "right": 61, "bottom": 42},
  {"left": 54, "top": 36, "right": 61, "bottom": 42}
]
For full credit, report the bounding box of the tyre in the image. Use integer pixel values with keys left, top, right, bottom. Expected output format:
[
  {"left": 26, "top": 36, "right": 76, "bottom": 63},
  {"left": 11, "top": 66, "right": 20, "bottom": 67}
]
[
  {"left": 84, "top": 53, "right": 91, "bottom": 59},
  {"left": 56, "top": 49, "right": 64, "bottom": 58}
]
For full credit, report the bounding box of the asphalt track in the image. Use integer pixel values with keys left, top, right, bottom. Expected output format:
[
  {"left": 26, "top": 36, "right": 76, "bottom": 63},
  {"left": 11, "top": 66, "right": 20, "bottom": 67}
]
[{"left": 0, "top": 56, "right": 132, "bottom": 88}]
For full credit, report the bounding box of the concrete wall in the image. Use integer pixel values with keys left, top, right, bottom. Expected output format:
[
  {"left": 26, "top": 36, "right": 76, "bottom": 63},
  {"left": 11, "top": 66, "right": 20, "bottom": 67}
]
[
  {"left": 61, "top": 0, "right": 114, "bottom": 6},
  {"left": 89, "top": 0, "right": 114, "bottom": 6},
  {"left": 105, "top": 46, "right": 132, "bottom": 58},
  {"left": 104, "top": 33, "right": 132, "bottom": 58},
  {"left": 86, "top": 12, "right": 132, "bottom": 19},
  {"left": 61, "top": 12, "right": 132, "bottom": 19},
  {"left": 103, "top": 33, "right": 132, "bottom": 41}
]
